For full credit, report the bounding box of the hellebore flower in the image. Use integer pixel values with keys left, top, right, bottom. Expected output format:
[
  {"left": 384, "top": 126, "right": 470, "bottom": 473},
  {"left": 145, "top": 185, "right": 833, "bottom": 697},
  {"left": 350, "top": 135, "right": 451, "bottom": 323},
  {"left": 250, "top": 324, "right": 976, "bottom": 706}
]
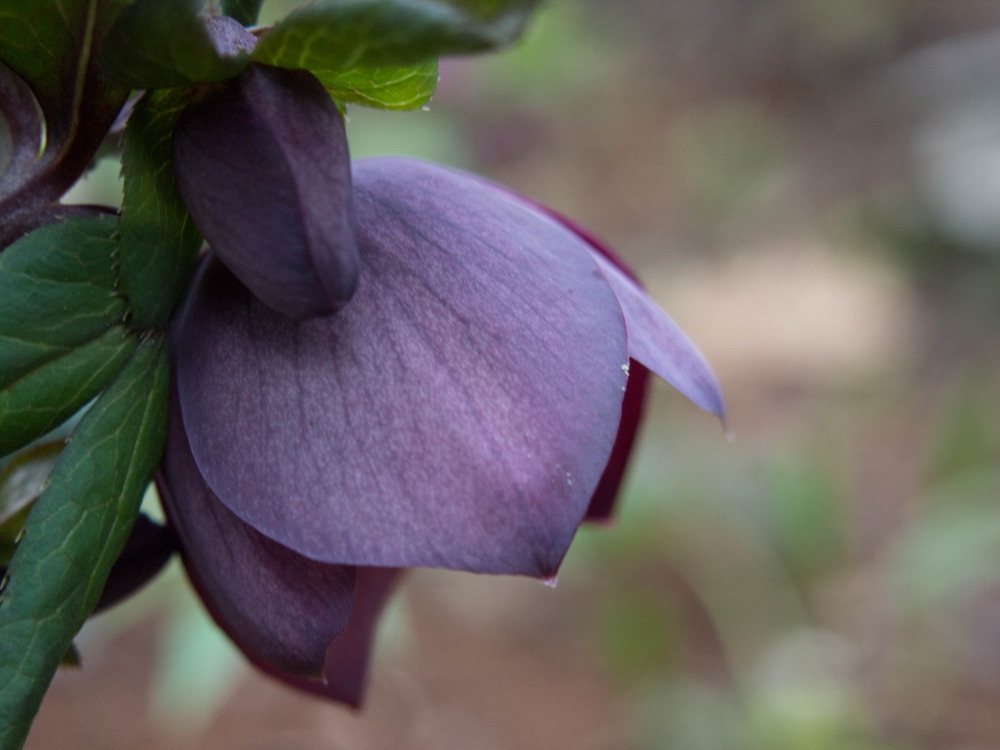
[
  {"left": 160, "top": 154, "right": 723, "bottom": 704},
  {"left": 161, "top": 52, "right": 721, "bottom": 708}
]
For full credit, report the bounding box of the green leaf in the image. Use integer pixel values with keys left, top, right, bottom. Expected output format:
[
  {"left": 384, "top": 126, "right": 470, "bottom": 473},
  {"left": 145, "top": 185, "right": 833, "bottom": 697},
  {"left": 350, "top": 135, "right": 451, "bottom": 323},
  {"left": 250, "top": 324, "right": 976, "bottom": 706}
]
[
  {"left": 0, "top": 216, "right": 125, "bottom": 388},
  {"left": 0, "top": 327, "right": 137, "bottom": 457},
  {"left": 118, "top": 89, "right": 203, "bottom": 328},
  {"left": 0, "top": 338, "right": 169, "bottom": 750},
  {"left": 99, "top": 0, "right": 253, "bottom": 89},
  {"left": 317, "top": 60, "right": 438, "bottom": 110},
  {"left": 221, "top": 0, "right": 263, "bottom": 26},
  {"left": 252, "top": 0, "right": 542, "bottom": 71}
]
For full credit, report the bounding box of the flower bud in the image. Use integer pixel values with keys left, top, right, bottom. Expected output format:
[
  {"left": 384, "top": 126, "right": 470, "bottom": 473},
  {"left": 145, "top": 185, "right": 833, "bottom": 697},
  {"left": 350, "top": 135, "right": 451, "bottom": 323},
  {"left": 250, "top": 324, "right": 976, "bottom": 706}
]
[{"left": 173, "top": 63, "right": 359, "bottom": 319}]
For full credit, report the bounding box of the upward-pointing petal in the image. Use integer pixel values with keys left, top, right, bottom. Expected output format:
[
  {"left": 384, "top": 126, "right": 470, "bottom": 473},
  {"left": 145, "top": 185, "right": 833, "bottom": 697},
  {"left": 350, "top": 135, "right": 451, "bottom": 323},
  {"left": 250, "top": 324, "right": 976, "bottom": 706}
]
[
  {"left": 174, "top": 158, "right": 629, "bottom": 578},
  {"left": 172, "top": 63, "right": 359, "bottom": 320}
]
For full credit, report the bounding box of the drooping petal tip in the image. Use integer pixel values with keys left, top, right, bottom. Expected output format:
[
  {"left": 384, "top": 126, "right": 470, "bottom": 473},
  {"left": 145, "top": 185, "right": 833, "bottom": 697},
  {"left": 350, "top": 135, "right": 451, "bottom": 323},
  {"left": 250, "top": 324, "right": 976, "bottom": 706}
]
[{"left": 464, "top": 180, "right": 727, "bottom": 423}]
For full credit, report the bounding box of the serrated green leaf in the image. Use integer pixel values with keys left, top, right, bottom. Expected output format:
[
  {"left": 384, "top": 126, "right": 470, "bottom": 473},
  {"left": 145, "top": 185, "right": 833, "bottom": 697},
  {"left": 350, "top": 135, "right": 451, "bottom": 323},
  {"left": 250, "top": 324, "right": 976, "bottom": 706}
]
[
  {"left": 252, "top": 0, "right": 542, "bottom": 71},
  {"left": 0, "top": 0, "right": 128, "bottom": 212},
  {"left": 0, "top": 338, "right": 168, "bottom": 750},
  {"left": 0, "top": 216, "right": 125, "bottom": 388},
  {"left": 99, "top": 0, "right": 252, "bottom": 89},
  {"left": 317, "top": 60, "right": 438, "bottom": 110},
  {"left": 0, "top": 327, "right": 137, "bottom": 457},
  {"left": 221, "top": 0, "right": 263, "bottom": 26},
  {"left": 118, "top": 89, "right": 203, "bottom": 329}
]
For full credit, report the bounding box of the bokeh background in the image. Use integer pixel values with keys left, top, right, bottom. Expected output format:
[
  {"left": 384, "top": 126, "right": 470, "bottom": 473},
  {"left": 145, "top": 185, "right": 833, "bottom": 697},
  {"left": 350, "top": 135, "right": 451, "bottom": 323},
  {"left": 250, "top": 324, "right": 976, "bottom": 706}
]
[{"left": 30, "top": 1, "right": 1000, "bottom": 748}]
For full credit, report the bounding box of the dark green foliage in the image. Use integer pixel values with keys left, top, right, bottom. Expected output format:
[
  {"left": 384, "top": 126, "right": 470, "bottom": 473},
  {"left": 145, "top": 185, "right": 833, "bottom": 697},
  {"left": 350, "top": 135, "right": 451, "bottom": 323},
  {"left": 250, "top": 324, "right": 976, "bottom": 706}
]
[
  {"left": 253, "top": 0, "right": 542, "bottom": 70},
  {"left": 118, "top": 89, "right": 204, "bottom": 328},
  {"left": 99, "top": 0, "right": 252, "bottom": 89},
  {"left": 0, "top": 216, "right": 125, "bottom": 387},
  {"left": 0, "top": 339, "right": 169, "bottom": 750}
]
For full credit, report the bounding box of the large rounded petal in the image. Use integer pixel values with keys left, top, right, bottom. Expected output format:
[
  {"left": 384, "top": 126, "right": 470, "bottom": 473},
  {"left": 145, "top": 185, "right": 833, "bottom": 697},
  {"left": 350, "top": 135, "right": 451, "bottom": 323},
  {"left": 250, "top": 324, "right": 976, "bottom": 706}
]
[
  {"left": 173, "top": 158, "right": 630, "bottom": 577},
  {"left": 157, "top": 394, "right": 356, "bottom": 679}
]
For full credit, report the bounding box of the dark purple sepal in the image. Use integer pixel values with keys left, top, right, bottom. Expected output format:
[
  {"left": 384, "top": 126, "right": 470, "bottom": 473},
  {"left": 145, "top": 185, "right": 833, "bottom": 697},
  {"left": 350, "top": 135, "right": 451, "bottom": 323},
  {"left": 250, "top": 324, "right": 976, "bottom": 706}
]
[
  {"left": 172, "top": 63, "right": 358, "bottom": 320},
  {"left": 93, "top": 513, "right": 176, "bottom": 613},
  {"left": 156, "top": 393, "right": 356, "bottom": 679},
  {"left": 251, "top": 567, "right": 401, "bottom": 707},
  {"left": 174, "top": 158, "right": 630, "bottom": 578},
  {"left": 204, "top": 15, "right": 258, "bottom": 59},
  {"left": 585, "top": 359, "right": 650, "bottom": 521}
]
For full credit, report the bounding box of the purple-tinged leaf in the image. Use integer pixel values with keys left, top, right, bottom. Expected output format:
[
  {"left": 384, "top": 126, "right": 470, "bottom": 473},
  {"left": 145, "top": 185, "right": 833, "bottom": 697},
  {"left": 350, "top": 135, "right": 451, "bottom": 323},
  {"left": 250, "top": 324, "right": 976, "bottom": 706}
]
[
  {"left": 157, "top": 394, "right": 356, "bottom": 679},
  {"left": 172, "top": 64, "right": 359, "bottom": 320},
  {"left": 174, "top": 158, "right": 629, "bottom": 578}
]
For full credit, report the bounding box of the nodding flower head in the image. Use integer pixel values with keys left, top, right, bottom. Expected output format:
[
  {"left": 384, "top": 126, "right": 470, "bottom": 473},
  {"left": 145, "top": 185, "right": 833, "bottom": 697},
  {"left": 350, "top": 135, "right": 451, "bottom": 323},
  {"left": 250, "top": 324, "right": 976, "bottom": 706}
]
[{"left": 165, "top": 85, "right": 723, "bottom": 703}]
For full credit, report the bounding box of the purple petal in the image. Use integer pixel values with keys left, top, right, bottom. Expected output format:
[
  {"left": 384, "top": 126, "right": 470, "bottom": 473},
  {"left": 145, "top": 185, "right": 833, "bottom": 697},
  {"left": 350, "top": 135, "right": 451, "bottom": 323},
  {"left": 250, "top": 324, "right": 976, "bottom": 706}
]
[
  {"left": 589, "top": 251, "right": 725, "bottom": 419},
  {"left": 94, "top": 513, "right": 176, "bottom": 613},
  {"left": 0, "top": 62, "right": 43, "bottom": 208},
  {"left": 252, "top": 567, "right": 401, "bottom": 707},
  {"left": 461, "top": 181, "right": 725, "bottom": 420},
  {"left": 172, "top": 63, "right": 358, "bottom": 319},
  {"left": 203, "top": 15, "right": 257, "bottom": 58},
  {"left": 157, "top": 392, "right": 356, "bottom": 679},
  {"left": 173, "top": 157, "right": 630, "bottom": 577},
  {"left": 585, "top": 359, "right": 650, "bottom": 521}
]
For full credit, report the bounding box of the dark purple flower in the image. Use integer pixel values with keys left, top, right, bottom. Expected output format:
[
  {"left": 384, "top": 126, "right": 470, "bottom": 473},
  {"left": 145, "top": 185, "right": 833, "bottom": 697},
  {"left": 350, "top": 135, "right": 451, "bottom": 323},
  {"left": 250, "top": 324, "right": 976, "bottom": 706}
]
[{"left": 160, "top": 156, "right": 723, "bottom": 704}]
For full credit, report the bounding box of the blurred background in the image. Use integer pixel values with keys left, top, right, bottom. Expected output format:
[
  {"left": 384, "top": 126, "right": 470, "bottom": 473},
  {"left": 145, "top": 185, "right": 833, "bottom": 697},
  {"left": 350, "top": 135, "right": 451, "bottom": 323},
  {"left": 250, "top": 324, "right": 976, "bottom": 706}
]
[{"left": 35, "top": 1, "right": 1000, "bottom": 748}]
